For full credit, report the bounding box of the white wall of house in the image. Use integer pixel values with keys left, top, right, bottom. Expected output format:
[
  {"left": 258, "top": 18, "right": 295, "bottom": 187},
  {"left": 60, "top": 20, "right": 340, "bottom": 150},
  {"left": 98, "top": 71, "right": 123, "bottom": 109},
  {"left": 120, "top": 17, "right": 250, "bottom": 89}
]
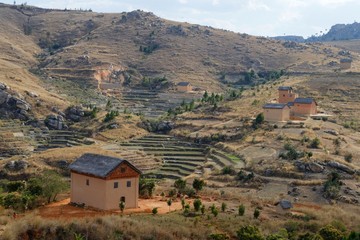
[
  {"left": 70, "top": 172, "right": 107, "bottom": 210},
  {"left": 104, "top": 177, "right": 139, "bottom": 210},
  {"left": 70, "top": 172, "right": 139, "bottom": 210}
]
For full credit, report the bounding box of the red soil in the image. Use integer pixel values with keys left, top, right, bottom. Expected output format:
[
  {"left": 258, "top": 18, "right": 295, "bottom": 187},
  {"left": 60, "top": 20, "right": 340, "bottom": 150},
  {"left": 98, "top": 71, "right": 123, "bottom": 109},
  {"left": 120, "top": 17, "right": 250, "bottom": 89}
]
[{"left": 36, "top": 197, "right": 186, "bottom": 220}]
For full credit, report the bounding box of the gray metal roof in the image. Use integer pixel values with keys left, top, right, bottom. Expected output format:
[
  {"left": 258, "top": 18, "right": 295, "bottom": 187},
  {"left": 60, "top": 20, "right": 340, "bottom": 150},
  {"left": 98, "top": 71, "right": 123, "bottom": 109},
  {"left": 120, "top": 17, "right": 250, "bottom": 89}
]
[
  {"left": 263, "top": 103, "right": 288, "bottom": 109},
  {"left": 278, "top": 86, "right": 293, "bottom": 91},
  {"left": 177, "top": 81, "right": 191, "bottom": 86},
  {"left": 294, "top": 98, "right": 315, "bottom": 104},
  {"left": 69, "top": 153, "right": 141, "bottom": 178}
]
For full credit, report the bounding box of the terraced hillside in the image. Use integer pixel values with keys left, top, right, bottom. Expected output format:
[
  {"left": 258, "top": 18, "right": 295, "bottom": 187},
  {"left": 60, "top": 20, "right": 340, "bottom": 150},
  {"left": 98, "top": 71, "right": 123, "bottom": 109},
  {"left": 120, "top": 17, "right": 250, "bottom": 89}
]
[
  {"left": 109, "top": 134, "right": 244, "bottom": 179},
  {"left": 109, "top": 88, "right": 203, "bottom": 118},
  {"left": 0, "top": 119, "right": 89, "bottom": 157}
]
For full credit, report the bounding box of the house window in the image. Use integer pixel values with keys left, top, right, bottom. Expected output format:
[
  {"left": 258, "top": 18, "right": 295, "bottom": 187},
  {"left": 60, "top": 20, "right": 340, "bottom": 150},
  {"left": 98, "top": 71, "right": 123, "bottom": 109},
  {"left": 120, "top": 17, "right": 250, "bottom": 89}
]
[
  {"left": 120, "top": 196, "right": 126, "bottom": 202},
  {"left": 283, "top": 94, "right": 285, "bottom": 97},
  {"left": 127, "top": 181, "right": 131, "bottom": 187},
  {"left": 114, "top": 182, "right": 118, "bottom": 188},
  {"left": 121, "top": 167, "right": 126, "bottom": 173},
  {"left": 86, "top": 179, "right": 89, "bottom": 186}
]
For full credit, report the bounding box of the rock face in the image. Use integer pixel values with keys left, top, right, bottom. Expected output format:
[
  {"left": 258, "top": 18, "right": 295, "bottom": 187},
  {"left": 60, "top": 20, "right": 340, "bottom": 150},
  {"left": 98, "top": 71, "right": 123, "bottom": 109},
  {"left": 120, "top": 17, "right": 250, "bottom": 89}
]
[
  {"left": 327, "top": 161, "right": 355, "bottom": 174},
  {"left": 141, "top": 120, "right": 175, "bottom": 133},
  {"left": 0, "top": 83, "right": 32, "bottom": 121},
  {"left": 45, "top": 114, "right": 68, "bottom": 130},
  {"left": 66, "top": 105, "right": 85, "bottom": 122},
  {"left": 294, "top": 161, "right": 324, "bottom": 173},
  {"left": 5, "top": 160, "right": 29, "bottom": 171}
]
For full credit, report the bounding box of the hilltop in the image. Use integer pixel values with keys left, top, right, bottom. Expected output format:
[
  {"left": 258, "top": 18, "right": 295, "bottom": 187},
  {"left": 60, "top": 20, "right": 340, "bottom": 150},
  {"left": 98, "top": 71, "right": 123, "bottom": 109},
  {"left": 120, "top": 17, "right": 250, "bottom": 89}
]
[{"left": 274, "top": 22, "right": 360, "bottom": 43}]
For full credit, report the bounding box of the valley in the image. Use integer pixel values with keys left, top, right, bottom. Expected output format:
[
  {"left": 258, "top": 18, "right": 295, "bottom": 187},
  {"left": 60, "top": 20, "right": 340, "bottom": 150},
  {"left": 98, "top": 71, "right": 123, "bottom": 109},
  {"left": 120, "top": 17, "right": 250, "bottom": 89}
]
[{"left": 0, "top": 2, "right": 359, "bottom": 240}]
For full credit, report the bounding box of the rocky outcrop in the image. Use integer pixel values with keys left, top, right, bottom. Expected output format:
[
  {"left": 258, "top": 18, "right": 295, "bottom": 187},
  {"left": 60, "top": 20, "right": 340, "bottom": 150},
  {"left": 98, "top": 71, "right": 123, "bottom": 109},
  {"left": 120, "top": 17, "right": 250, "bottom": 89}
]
[
  {"left": 5, "top": 159, "right": 29, "bottom": 171},
  {"left": 327, "top": 161, "right": 355, "bottom": 174},
  {"left": 294, "top": 160, "right": 324, "bottom": 173},
  {"left": 141, "top": 120, "right": 175, "bottom": 133},
  {"left": 0, "top": 83, "right": 32, "bottom": 120},
  {"left": 45, "top": 114, "right": 68, "bottom": 130},
  {"left": 65, "top": 105, "right": 85, "bottom": 122}
]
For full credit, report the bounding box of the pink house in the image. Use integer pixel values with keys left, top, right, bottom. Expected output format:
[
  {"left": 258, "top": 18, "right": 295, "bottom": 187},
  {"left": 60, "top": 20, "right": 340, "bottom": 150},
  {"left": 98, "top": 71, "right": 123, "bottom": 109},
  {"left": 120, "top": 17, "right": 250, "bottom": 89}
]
[{"left": 69, "top": 154, "right": 141, "bottom": 210}]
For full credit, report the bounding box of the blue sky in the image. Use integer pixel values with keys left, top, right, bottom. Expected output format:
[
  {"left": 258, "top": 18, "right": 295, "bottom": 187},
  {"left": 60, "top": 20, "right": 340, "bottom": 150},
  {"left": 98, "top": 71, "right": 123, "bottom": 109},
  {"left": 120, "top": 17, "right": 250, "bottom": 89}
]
[{"left": 4, "top": 0, "right": 360, "bottom": 37}]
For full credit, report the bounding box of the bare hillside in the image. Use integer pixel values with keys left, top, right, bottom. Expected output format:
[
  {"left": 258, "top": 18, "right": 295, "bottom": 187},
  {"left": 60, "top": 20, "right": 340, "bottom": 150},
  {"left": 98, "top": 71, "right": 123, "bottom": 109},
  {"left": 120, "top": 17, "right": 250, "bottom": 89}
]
[{"left": 0, "top": 3, "right": 357, "bottom": 94}]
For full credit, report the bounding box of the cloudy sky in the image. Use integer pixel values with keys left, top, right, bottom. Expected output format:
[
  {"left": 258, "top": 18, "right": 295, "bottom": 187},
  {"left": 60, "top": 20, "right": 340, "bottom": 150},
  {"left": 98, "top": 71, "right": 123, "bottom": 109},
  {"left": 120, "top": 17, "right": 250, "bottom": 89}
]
[{"left": 3, "top": 0, "right": 360, "bottom": 37}]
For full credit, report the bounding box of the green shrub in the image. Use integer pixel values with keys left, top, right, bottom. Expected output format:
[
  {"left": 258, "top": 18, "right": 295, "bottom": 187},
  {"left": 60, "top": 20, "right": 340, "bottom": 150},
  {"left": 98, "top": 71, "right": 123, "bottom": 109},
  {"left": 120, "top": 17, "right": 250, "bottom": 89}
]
[
  {"left": 221, "top": 166, "right": 236, "bottom": 175},
  {"left": 238, "top": 204, "right": 245, "bottom": 216},
  {"left": 309, "top": 138, "right": 321, "bottom": 149},
  {"left": 192, "top": 178, "right": 205, "bottom": 192},
  {"left": 152, "top": 207, "right": 158, "bottom": 215},
  {"left": 183, "top": 186, "right": 196, "bottom": 198},
  {"left": 209, "top": 233, "right": 230, "bottom": 240},
  {"left": 298, "top": 233, "right": 324, "bottom": 240},
  {"left": 103, "top": 110, "right": 119, "bottom": 122},
  {"left": 323, "top": 172, "right": 342, "bottom": 199},
  {"left": 319, "top": 225, "right": 344, "bottom": 240},
  {"left": 174, "top": 179, "right": 186, "bottom": 191},
  {"left": 254, "top": 208, "right": 260, "bottom": 219},
  {"left": 221, "top": 202, "right": 227, "bottom": 212},
  {"left": 139, "top": 179, "right": 155, "bottom": 198},
  {"left": 344, "top": 153, "right": 353, "bottom": 163},
  {"left": 193, "top": 198, "right": 202, "bottom": 212},
  {"left": 236, "top": 225, "right": 264, "bottom": 240}
]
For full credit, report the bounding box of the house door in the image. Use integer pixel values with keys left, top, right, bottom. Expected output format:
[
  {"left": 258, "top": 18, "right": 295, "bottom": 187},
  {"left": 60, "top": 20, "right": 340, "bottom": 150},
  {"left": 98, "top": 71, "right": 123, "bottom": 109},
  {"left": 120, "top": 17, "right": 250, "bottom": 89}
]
[{"left": 120, "top": 196, "right": 126, "bottom": 203}]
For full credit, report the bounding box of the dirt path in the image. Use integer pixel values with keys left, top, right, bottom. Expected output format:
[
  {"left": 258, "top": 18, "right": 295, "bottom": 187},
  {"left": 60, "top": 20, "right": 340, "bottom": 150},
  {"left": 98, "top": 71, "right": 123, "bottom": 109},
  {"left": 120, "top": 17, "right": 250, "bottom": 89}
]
[{"left": 36, "top": 197, "right": 186, "bottom": 220}]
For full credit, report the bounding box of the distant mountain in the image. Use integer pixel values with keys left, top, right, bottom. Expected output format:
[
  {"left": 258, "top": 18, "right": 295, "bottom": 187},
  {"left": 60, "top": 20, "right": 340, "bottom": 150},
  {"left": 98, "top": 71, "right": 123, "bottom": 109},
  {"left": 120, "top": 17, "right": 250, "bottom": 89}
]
[
  {"left": 274, "top": 22, "right": 360, "bottom": 43},
  {"left": 308, "top": 22, "right": 360, "bottom": 42}
]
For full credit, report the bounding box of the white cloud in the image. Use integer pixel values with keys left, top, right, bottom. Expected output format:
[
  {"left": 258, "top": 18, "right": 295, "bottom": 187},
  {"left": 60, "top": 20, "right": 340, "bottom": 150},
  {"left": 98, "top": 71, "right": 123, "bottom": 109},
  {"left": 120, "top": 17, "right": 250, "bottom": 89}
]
[
  {"left": 212, "top": 0, "right": 220, "bottom": 6},
  {"left": 318, "top": 0, "right": 356, "bottom": 6},
  {"left": 247, "top": 0, "right": 271, "bottom": 11},
  {"left": 278, "top": 11, "right": 302, "bottom": 22},
  {"left": 178, "top": 0, "right": 188, "bottom": 4}
]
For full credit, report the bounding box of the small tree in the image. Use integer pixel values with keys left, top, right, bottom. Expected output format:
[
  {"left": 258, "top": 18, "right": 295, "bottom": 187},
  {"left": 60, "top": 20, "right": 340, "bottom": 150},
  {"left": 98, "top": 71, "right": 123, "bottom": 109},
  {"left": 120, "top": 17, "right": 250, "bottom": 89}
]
[
  {"left": 221, "top": 202, "right": 227, "bottom": 212},
  {"left": 152, "top": 207, "right": 158, "bottom": 215},
  {"left": 181, "top": 197, "right": 185, "bottom": 210},
  {"left": 167, "top": 199, "right": 172, "bottom": 212},
  {"left": 309, "top": 137, "right": 321, "bottom": 148},
  {"left": 201, "top": 204, "right": 205, "bottom": 215},
  {"left": 192, "top": 178, "right": 205, "bottom": 193},
  {"left": 119, "top": 200, "right": 125, "bottom": 214},
  {"left": 212, "top": 207, "right": 219, "bottom": 217},
  {"left": 254, "top": 208, "right": 260, "bottom": 219},
  {"left": 174, "top": 179, "right": 186, "bottom": 191},
  {"left": 193, "top": 198, "right": 202, "bottom": 212},
  {"left": 255, "top": 113, "right": 264, "bottom": 125},
  {"left": 238, "top": 204, "right": 245, "bottom": 216}
]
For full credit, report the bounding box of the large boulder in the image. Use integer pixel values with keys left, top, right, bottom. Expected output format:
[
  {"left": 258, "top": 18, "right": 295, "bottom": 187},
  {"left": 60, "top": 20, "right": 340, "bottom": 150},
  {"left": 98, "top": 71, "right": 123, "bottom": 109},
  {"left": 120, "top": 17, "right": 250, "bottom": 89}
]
[
  {"left": 66, "top": 105, "right": 85, "bottom": 122},
  {"left": 0, "top": 90, "right": 9, "bottom": 105},
  {"left": 45, "top": 114, "right": 68, "bottom": 130},
  {"left": 294, "top": 161, "right": 324, "bottom": 173},
  {"left": 0, "top": 82, "right": 8, "bottom": 90},
  {"left": 15, "top": 98, "right": 31, "bottom": 111},
  {"left": 327, "top": 161, "right": 355, "bottom": 174},
  {"left": 279, "top": 199, "right": 293, "bottom": 209},
  {"left": 5, "top": 159, "right": 29, "bottom": 171}
]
